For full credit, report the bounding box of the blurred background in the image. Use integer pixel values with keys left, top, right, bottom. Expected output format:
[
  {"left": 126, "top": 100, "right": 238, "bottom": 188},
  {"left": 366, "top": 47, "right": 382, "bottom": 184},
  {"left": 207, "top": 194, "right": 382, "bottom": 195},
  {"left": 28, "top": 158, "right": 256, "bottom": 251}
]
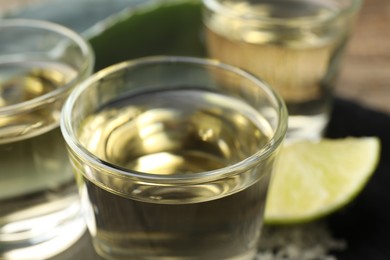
[{"left": 1, "top": 0, "right": 389, "bottom": 114}]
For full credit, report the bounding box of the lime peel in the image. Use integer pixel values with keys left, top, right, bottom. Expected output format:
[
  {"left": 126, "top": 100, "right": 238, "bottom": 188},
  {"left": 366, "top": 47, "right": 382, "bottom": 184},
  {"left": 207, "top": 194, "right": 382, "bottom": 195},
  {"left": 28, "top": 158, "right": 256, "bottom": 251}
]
[{"left": 265, "top": 137, "right": 381, "bottom": 224}]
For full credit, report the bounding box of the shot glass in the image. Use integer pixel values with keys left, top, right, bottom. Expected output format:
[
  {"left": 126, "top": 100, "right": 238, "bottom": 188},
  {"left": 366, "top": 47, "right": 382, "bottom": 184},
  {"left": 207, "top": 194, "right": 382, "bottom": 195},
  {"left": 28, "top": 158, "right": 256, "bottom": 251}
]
[
  {"left": 202, "top": 0, "right": 362, "bottom": 140},
  {"left": 0, "top": 19, "right": 94, "bottom": 259},
  {"left": 61, "top": 56, "right": 287, "bottom": 259}
]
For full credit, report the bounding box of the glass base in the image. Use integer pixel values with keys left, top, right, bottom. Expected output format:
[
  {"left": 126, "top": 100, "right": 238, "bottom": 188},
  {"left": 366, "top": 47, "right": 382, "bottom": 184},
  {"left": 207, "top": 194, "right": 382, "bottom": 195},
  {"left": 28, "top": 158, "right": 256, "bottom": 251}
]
[
  {"left": 0, "top": 196, "right": 86, "bottom": 260},
  {"left": 286, "top": 113, "right": 329, "bottom": 142},
  {"left": 94, "top": 239, "right": 257, "bottom": 260}
]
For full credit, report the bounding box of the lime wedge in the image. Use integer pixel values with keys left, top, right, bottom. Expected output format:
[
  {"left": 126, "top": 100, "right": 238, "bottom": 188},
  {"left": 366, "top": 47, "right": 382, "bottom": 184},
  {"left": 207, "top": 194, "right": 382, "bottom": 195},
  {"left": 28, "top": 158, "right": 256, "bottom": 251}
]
[{"left": 265, "top": 137, "right": 380, "bottom": 224}]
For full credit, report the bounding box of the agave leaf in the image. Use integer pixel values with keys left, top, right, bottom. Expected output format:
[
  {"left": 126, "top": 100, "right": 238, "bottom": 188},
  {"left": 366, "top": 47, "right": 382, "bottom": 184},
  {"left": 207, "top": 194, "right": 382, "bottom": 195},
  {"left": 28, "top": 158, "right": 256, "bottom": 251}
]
[{"left": 89, "top": 0, "right": 205, "bottom": 70}]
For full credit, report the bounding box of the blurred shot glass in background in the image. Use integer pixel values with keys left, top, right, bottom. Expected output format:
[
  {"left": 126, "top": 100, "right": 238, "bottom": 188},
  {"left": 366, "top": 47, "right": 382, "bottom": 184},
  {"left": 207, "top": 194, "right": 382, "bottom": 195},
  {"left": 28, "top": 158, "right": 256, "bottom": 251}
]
[
  {"left": 61, "top": 56, "right": 287, "bottom": 259},
  {"left": 202, "top": 0, "right": 362, "bottom": 140},
  {"left": 0, "top": 19, "right": 94, "bottom": 259}
]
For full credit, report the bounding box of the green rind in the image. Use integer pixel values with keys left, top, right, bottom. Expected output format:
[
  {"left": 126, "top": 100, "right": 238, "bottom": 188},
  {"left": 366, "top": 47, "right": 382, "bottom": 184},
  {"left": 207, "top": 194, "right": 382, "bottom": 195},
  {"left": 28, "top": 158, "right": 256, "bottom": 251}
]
[{"left": 89, "top": 0, "right": 205, "bottom": 71}]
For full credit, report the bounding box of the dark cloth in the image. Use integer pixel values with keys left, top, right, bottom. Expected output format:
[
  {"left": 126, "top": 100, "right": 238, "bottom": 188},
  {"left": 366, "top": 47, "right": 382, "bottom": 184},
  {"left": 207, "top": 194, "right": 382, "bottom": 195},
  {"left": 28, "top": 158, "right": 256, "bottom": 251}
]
[{"left": 326, "top": 98, "right": 390, "bottom": 260}]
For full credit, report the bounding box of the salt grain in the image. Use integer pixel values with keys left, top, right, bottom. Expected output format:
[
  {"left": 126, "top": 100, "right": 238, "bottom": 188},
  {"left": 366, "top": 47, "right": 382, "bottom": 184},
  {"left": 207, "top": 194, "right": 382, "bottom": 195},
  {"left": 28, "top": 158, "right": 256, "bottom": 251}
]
[{"left": 256, "top": 221, "right": 346, "bottom": 260}]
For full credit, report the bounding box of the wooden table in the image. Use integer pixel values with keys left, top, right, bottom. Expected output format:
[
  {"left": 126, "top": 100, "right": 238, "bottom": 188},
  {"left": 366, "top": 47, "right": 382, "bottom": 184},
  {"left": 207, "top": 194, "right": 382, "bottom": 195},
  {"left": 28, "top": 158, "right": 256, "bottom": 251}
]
[{"left": 337, "top": 0, "right": 390, "bottom": 114}]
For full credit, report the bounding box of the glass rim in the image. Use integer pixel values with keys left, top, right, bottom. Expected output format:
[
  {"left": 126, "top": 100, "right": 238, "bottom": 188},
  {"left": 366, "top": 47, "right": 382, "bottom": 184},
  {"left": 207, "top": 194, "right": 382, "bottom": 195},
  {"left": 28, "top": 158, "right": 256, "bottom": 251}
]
[
  {"left": 61, "top": 56, "right": 288, "bottom": 183},
  {"left": 202, "top": 0, "right": 362, "bottom": 26},
  {"left": 0, "top": 19, "right": 94, "bottom": 115}
]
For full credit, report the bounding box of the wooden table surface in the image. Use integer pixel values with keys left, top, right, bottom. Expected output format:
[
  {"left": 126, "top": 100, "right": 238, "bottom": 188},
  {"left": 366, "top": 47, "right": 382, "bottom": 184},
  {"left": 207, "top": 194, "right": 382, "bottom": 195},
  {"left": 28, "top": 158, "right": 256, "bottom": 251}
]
[
  {"left": 337, "top": 0, "right": 390, "bottom": 114},
  {"left": 1, "top": 0, "right": 389, "bottom": 114}
]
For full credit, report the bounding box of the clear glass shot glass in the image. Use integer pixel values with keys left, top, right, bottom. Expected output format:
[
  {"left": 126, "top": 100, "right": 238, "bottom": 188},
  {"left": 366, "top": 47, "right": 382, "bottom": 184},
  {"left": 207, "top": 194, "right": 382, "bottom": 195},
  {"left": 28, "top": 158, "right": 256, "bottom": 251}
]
[
  {"left": 202, "top": 0, "right": 362, "bottom": 141},
  {"left": 0, "top": 19, "right": 94, "bottom": 259},
  {"left": 61, "top": 56, "right": 287, "bottom": 259}
]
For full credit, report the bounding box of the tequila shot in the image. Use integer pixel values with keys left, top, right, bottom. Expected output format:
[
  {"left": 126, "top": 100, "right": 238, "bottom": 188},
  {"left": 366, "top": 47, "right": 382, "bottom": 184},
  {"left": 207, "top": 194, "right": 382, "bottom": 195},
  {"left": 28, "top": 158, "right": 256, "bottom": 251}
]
[
  {"left": 61, "top": 56, "right": 287, "bottom": 259},
  {"left": 0, "top": 19, "right": 94, "bottom": 259},
  {"left": 203, "top": 0, "right": 361, "bottom": 140}
]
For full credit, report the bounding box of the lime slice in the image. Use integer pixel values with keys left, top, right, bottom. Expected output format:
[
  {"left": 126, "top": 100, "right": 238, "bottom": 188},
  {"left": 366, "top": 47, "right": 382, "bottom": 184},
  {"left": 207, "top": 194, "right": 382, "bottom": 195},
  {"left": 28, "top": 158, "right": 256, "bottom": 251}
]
[{"left": 265, "top": 137, "right": 380, "bottom": 224}]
